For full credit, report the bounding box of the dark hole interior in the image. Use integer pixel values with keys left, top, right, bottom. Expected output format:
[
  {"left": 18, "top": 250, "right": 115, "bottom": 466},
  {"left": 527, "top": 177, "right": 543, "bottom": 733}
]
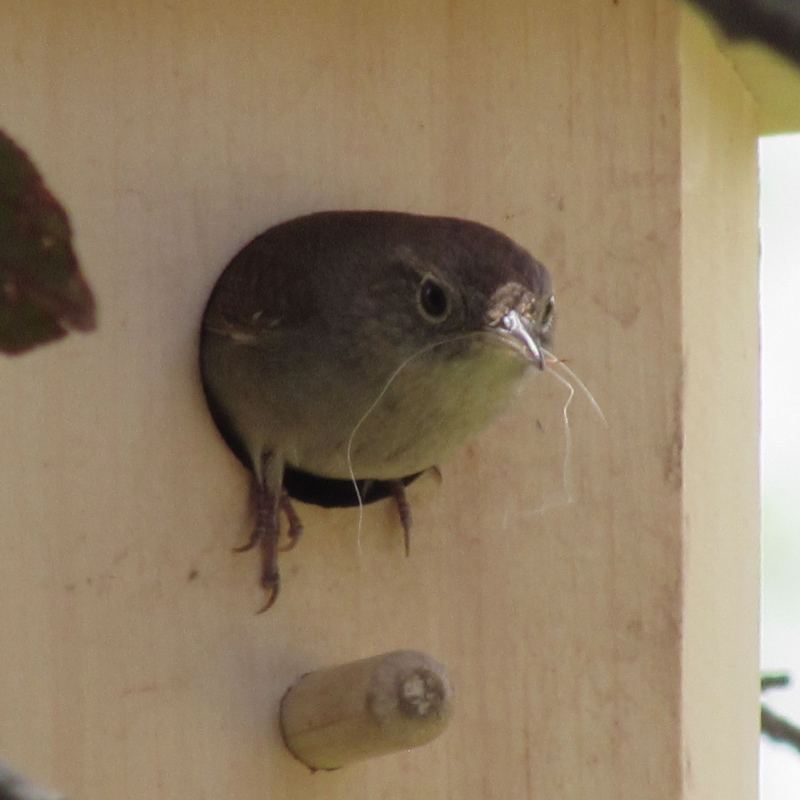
[{"left": 283, "top": 467, "right": 423, "bottom": 508}]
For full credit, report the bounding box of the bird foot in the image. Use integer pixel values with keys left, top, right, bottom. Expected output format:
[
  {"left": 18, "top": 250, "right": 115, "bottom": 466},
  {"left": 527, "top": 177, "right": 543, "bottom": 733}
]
[
  {"left": 279, "top": 491, "right": 304, "bottom": 552},
  {"left": 234, "top": 489, "right": 302, "bottom": 555},
  {"left": 389, "top": 480, "right": 413, "bottom": 556},
  {"left": 233, "top": 454, "right": 303, "bottom": 612}
]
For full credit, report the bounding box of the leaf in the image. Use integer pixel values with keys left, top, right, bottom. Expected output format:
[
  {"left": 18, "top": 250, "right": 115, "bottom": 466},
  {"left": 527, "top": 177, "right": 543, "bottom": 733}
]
[{"left": 0, "top": 128, "right": 96, "bottom": 355}]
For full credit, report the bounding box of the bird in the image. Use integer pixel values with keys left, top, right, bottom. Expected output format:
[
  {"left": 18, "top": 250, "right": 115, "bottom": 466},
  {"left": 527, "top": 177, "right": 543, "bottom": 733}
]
[{"left": 199, "top": 211, "right": 554, "bottom": 610}]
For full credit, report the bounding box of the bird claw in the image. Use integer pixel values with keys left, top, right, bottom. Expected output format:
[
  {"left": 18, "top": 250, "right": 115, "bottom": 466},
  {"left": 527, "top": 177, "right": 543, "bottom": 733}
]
[
  {"left": 389, "top": 480, "right": 413, "bottom": 557},
  {"left": 233, "top": 535, "right": 258, "bottom": 554},
  {"left": 234, "top": 452, "right": 301, "bottom": 612},
  {"left": 279, "top": 491, "right": 304, "bottom": 552},
  {"left": 239, "top": 460, "right": 415, "bottom": 609},
  {"left": 257, "top": 566, "right": 281, "bottom": 613}
]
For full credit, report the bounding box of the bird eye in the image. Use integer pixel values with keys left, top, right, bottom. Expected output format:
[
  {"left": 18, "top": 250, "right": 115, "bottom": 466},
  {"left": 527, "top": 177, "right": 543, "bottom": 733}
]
[
  {"left": 417, "top": 276, "right": 450, "bottom": 322},
  {"left": 542, "top": 296, "right": 555, "bottom": 330}
]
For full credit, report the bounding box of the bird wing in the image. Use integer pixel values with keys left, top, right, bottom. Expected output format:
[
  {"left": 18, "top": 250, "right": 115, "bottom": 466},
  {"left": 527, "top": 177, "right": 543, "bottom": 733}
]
[{"left": 202, "top": 233, "right": 318, "bottom": 344}]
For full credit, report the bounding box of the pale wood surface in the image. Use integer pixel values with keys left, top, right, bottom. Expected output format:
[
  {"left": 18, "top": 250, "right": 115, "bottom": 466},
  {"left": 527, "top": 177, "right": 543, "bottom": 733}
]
[
  {"left": 681, "top": 9, "right": 761, "bottom": 799},
  {"left": 0, "top": 2, "right": 758, "bottom": 799},
  {"left": 280, "top": 650, "right": 453, "bottom": 770}
]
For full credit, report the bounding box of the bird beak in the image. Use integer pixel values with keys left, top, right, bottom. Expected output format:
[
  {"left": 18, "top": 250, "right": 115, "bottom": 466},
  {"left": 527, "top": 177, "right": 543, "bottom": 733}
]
[{"left": 491, "top": 309, "right": 545, "bottom": 370}]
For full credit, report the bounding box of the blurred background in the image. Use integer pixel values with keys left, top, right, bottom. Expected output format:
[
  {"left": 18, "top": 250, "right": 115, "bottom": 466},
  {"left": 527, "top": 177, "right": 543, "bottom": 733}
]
[{"left": 759, "top": 132, "right": 800, "bottom": 798}]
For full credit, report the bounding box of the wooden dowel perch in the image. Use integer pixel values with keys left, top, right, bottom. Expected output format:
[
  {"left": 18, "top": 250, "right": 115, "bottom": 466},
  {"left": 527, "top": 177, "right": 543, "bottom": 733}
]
[{"left": 280, "top": 649, "right": 454, "bottom": 770}]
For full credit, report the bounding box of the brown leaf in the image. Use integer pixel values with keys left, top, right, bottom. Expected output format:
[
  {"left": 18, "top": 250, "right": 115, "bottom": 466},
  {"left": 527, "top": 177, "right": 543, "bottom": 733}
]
[{"left": 0, "top": 128, "right": 96, "bottom": 355}]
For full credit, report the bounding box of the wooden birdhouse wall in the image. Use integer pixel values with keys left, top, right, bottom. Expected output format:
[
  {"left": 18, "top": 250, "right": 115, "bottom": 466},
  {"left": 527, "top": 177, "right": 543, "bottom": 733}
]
[{"left": 0, "top": 3, "right": 759, "bottom": 799}]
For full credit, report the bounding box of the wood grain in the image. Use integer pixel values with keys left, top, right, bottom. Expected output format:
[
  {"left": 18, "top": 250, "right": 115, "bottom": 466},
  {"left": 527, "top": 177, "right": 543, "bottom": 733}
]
[
  {"left": 280, "top": 650, "right": 454, "bottom": 770},
  {"left": 0, "top": 2, "right": 758, "bottom": 798},
  {"left": 681, "top": 8, "right": 760, "bottom": 799}
]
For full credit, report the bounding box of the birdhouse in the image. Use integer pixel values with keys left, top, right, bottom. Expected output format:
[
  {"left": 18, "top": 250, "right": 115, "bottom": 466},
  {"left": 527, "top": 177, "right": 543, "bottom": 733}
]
[{"left": 0, "top": 3, "right": 791, "bottom": 799}]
